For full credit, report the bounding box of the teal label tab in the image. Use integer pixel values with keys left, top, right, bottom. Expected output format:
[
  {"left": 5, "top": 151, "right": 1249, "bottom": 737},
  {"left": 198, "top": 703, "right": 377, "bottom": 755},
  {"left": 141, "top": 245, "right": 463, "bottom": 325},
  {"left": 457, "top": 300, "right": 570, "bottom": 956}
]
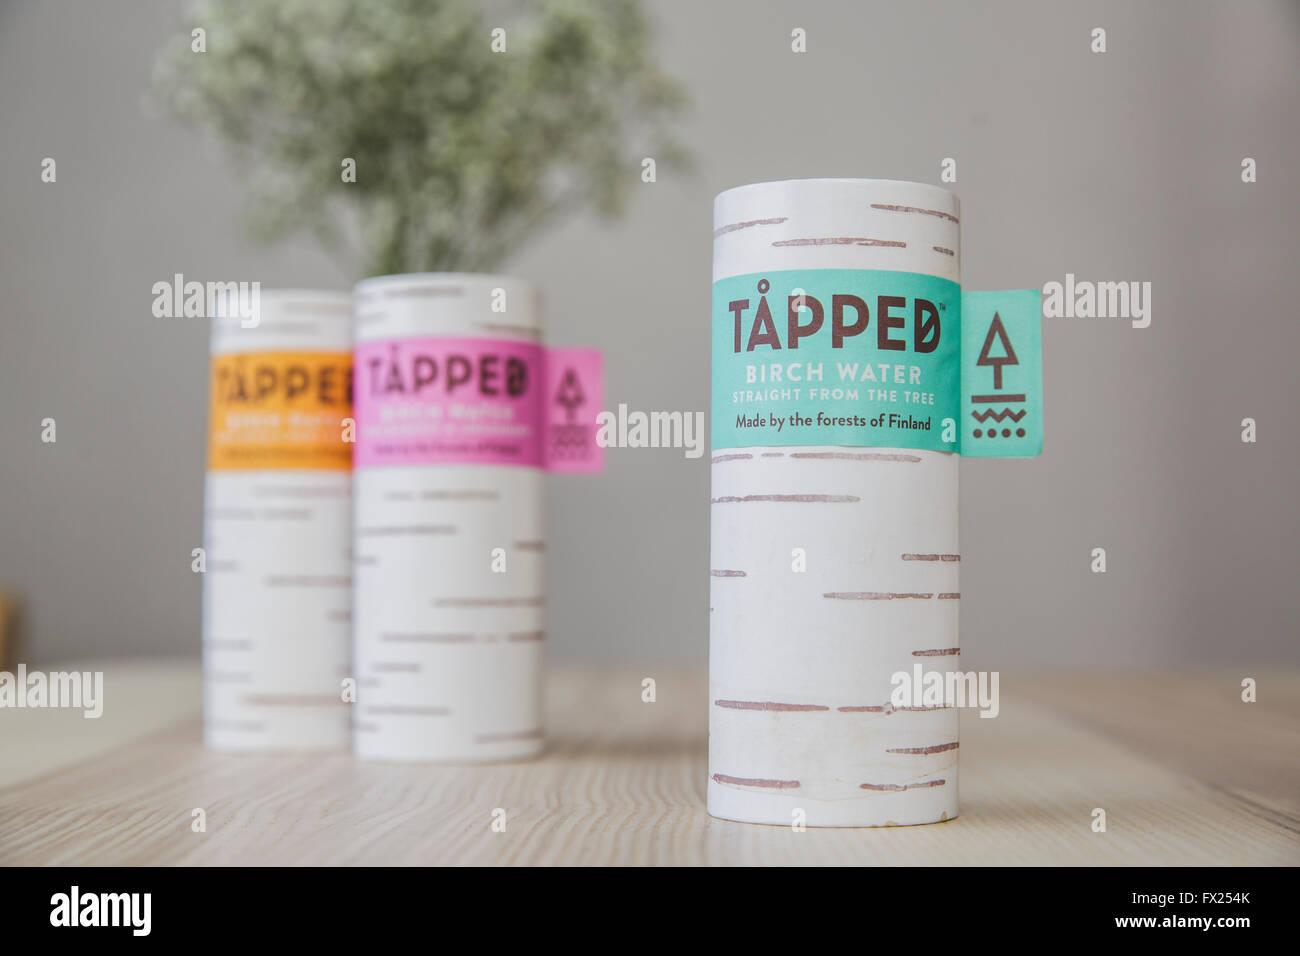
[
  {"left": 960, "top": 289, "right": 1043, "bottom": 457},
  {"left": 711, "top": 269, "right": 962, "bottom": 453},
  {"left": 711, "top": 271, "right": 1044, "bottom": 457}
]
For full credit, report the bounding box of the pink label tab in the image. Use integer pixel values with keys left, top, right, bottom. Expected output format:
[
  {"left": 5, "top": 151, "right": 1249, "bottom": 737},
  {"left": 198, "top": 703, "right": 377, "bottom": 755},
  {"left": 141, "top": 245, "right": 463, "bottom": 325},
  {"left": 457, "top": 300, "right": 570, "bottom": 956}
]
[
  {"left": 354, "top": 337, "right": 604, "bottom": 473},
  {"left": 544, "top": 348, "right": 605, "bottom": 474}
]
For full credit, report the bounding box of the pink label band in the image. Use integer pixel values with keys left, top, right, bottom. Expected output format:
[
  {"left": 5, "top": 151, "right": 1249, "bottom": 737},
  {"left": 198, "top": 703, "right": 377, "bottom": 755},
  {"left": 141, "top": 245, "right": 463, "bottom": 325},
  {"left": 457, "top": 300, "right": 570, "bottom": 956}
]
[{"left": 354, "top": 337, "right": 604, "bottom": 473}]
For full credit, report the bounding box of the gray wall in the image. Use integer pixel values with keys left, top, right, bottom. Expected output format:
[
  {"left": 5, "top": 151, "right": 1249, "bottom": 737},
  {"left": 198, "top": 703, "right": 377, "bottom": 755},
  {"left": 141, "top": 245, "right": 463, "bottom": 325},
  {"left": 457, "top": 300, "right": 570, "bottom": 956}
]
[{"left": 2, "top": 0, "right": 1297, "bottom": 668}]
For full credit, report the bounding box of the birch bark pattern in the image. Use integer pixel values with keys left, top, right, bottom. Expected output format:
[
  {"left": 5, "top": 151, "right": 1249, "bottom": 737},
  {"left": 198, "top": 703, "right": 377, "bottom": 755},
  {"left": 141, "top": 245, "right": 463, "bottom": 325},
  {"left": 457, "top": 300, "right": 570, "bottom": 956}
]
[
  {"left": 352, "top": 274, "right": 544, "bottom": 762},
  {"left": 203, "top": 290, "right": 353, "bottom": 751},
  {"left": 709, "top": 180, "right": 961, "bottom": 826}
]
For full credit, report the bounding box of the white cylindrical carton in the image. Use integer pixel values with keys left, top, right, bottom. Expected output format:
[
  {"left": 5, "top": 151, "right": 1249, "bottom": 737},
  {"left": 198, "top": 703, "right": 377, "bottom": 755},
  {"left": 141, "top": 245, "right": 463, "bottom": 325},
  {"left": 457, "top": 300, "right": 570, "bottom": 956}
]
[
  {"left": 351, "top": 273, "right": 545, "bottom": 762},
  {"left": 710, "top": 179, "right": 961, "bottom": 826},
  {"left": 203, "top": 289, "right": 353, "bottom": 751}
]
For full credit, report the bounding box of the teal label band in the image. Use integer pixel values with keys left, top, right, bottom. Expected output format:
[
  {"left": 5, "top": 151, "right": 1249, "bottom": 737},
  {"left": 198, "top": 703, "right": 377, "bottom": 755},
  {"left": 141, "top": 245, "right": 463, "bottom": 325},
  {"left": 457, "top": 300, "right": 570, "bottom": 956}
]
[
  {"left": 712, "top": 269, "right": 960, "bottom": 453},
  {"left": 960, "top": 289, "right": 1043, "bottom": 458},
  {"left": 711, "top": 270, "right": 1043, "bottom": 457}
]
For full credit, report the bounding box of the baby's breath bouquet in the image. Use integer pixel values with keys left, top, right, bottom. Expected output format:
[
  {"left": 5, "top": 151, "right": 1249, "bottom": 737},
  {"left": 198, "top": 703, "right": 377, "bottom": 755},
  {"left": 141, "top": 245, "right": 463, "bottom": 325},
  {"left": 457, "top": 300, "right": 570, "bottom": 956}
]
[{"left": 153, "top": 0, "right": 688, "bottom": 276}]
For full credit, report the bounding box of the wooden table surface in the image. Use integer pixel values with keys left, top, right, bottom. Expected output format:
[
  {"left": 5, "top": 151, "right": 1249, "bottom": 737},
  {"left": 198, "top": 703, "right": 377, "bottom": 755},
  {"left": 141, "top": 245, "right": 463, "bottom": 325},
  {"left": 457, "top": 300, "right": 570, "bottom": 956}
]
[{"left": 1, "top": 662, "right": 1296, "bottom": 865}]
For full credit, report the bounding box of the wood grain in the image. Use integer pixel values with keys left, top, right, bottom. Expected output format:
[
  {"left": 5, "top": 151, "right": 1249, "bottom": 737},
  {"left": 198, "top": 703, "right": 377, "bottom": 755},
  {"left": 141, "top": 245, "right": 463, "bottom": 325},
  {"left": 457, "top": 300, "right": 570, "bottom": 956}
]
[
  {"left": 1019, "top": 670, "right": 1300, "bottom": 828},
  {"left": 1, "top": 664, "right": 1296, "bottom": 865}
]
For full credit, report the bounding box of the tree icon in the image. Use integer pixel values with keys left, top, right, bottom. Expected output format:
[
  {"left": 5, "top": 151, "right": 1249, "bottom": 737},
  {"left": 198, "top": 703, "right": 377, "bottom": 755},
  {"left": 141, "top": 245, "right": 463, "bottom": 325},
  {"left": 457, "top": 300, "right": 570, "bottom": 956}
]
[
  {"left": 555, "top": 368, "right": 585, "bottom": 421},
  {"left": 976, "top": 313, "right": 1019, "bottom": 390}
]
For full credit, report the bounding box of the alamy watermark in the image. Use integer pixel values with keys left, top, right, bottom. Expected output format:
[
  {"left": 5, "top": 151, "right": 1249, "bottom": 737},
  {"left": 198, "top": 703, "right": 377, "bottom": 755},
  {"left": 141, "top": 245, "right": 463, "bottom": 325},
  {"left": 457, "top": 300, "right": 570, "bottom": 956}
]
[
  {"left": 1042, "top": 273, "right": 1151, "bottom": 328},
  {"left": 152, "top": 273, "right": 261, "bottom": 327},
  {"left": 891, "top": 664, "right": 999, "bottom": 718},
  {"left": 50, "top": 886, "right": 150, "bottom": 936},
  {"left": 595, "top": 404, "right": 705, "bottom": 459},
  {"left": 0, "top": 664, "right": 103, "bottom": 718}
]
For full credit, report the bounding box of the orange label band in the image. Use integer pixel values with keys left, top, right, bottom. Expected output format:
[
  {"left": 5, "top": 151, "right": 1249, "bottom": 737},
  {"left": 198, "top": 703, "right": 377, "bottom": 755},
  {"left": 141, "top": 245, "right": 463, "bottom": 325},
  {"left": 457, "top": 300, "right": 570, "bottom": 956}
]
[{"left": 207, "top": 351, "right": 353, "bottom": 471}]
